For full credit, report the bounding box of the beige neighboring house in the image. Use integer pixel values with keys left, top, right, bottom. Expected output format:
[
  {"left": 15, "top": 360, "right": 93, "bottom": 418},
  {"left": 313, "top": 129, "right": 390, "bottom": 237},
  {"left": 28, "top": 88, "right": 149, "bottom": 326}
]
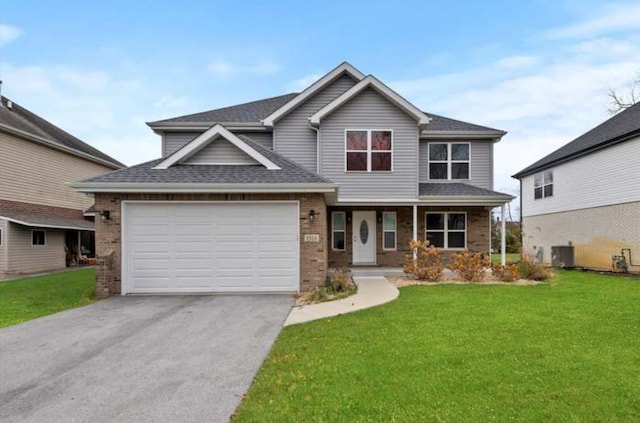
[
  {"left": 513, "top": 102, "right": 640, "bottom": 272},
  {"left": 0, "top": 96, "right": 123, "bottom": 279}
]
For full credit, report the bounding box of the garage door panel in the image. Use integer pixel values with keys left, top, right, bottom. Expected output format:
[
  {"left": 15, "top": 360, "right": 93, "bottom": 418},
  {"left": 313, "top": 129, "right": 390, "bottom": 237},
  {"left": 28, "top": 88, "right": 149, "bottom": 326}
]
[{"left": 124, "top": 202, "right": 299, "bottom": 294}]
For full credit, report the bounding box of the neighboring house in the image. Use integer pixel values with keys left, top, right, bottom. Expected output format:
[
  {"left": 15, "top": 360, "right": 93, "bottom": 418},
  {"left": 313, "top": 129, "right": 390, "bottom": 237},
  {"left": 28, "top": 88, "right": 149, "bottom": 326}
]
[
  {"left": 513, "top": 102, "right": 640, "bottom": 272},
  {"left": 0, "top": 96, "right": 124, "bottom": 279},
  {"left": 74, "top": 62, "right": 513, "bottom": 297}
]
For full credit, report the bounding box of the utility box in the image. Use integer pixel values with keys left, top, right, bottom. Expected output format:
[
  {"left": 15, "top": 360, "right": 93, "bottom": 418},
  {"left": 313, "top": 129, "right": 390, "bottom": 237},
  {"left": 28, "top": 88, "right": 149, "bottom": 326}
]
[{"left": 551, "top": 246, "right": 575, "bottom": 268}]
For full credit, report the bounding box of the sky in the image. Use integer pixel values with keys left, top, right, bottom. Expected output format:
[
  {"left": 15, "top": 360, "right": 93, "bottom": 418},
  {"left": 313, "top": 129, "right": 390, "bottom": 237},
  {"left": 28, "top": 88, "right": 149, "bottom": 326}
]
[{"left": 1, "top": 0, "right": 640, "bottom": 215}]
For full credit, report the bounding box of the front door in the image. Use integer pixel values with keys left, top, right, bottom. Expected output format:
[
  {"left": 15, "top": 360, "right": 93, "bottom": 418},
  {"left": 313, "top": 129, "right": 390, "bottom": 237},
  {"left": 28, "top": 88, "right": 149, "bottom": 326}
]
[{"left": 352, "top": 211, "right": 376, "bottom": 264}]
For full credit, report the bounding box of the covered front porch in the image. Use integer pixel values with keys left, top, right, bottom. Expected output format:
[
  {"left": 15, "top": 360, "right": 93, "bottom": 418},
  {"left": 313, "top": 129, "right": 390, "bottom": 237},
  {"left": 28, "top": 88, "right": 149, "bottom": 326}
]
[{"left": 327, "top": 202, "right": 511, "bottom": 269}]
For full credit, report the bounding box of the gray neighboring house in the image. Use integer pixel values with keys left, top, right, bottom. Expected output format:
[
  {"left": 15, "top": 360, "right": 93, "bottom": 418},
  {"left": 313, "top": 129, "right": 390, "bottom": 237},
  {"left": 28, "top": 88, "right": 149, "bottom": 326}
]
[
  {"left": 0, "top": 96, "right": 123, "bottom": 279},
  {"left": 513, "top": 102, "right": 640, "bottom": 272},
  {"left": 74, "top": 62, "right": 513, "bottom": 297}
]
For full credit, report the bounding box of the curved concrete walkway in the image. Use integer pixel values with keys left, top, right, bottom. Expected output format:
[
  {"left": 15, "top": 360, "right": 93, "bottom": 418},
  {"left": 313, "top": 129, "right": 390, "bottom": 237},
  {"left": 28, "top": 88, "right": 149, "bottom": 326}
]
[{"left": 284, "top": 276, "right": 399, "bottom": 326}]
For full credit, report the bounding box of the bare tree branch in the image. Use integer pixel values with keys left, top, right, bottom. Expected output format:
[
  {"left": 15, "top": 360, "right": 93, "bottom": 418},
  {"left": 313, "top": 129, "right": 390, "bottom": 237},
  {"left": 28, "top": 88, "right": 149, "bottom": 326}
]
[{"left": 609, "top": 72, "right": 640, "bottom": 115}]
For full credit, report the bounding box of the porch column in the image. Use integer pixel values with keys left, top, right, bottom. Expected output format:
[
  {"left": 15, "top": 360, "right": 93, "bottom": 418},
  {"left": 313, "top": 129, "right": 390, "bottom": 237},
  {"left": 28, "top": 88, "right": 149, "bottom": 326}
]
[
  {"left": 412, "top": 204, "right": 418, "bottom": 259},
  {"left": 501, "top": 205, "right": 506, "bottom": 266}
]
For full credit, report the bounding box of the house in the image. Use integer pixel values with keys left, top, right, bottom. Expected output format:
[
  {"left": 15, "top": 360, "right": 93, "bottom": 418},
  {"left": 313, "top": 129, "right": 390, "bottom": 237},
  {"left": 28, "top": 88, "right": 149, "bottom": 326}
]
[
  {"left": 0, "top": 95, "right": 124, "bottom": 279},
  {"left": 513, "top": 102, "right": 640, "bottom": 272},
  {"left": 73, "top": 62, "right": 514, "bottom": 297}
]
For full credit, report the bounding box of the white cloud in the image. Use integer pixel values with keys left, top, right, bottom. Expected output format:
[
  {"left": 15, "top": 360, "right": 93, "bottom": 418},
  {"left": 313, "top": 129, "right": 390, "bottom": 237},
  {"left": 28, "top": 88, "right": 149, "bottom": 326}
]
[
  {"left": 496, "top": 55, "right": 540, "bottom": 70},
  {"left": 545, "top": 3, "right": 640, "bottom": 39},
  {"left": 0, "top": 24, "right": 22, "bottom": 46},
  {"left": 207, "top": 58, "right": 281, "bottom": 76},
  {"left": 287, "top": 73, "right": 322, "bottom": 92}
]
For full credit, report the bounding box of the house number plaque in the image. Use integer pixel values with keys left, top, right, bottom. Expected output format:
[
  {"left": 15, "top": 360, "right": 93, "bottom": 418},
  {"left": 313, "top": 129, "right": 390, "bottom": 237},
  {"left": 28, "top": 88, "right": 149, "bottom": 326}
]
[{"left": 304, "top": 234, "right": 320, "bottom": 243}]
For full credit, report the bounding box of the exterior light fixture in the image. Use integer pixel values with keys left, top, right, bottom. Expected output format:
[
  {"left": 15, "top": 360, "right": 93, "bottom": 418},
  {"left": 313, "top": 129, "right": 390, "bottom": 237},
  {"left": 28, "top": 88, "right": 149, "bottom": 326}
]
[
  {"left": 308, "top": 209, "right": 317, "bottom": 222},
  {"left": 100, "top": 210, "right": 110, "bottom": 221}
]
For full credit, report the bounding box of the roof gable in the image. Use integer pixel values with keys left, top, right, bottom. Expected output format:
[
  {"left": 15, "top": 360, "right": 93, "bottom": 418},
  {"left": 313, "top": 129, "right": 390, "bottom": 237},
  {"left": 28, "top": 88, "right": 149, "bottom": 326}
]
[
  {"left": 153, "top": 124, "right": 280, "bottom": 170},
  {"left": 262, "top": 62, "right": 365, "bottom": 127},
  {"left": 309, "top": 75, "right": 431, "bottom": 127},
  {"left": 513, "top": 102, "right": 640, "bottom": 178}
]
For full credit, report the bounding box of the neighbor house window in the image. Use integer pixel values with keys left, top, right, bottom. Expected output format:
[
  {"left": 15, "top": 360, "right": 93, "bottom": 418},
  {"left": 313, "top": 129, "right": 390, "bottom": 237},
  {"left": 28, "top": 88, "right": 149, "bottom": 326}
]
[
  {"left": 382, "top": 212, "right": 396, "bottom": 251},
  {"left": 345, "top": 130, "right": 392, "bottom": 172},
  {"left": 31, "top": 230, "right": 46, "bottom": 246},
  {"left": 534, "top": 170, "right": 553, "bottom": 199},
  {"left": 425, "top": 212, "right": 466, "bottom": 249},
  {"left": 332, "top": 212, "right": 346, "bottom": 251},
  {"left": 428, "top": 142, "right": 470, "bottom": 180}
]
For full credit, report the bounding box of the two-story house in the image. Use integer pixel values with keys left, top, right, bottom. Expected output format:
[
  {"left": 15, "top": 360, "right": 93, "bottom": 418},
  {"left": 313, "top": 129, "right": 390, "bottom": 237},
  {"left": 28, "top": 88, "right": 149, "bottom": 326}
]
[
  {"left": 74, "top": 62, "right": 513, "bottom": 297},
  {"left": 513, "top": 102, "right": 640, "bottom": 272},
  {"left": 0, "top": 96, "right": 123, "bottom": 279}
]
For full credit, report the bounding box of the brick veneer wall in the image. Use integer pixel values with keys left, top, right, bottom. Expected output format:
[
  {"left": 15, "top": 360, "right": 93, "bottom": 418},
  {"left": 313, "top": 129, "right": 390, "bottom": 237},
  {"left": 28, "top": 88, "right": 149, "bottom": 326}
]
[
  {"left": 328, "top": 206, "right": 491, "bottom": 267},
  {"left": 93, "top": 193, "right": 327, "bottom": 298}
]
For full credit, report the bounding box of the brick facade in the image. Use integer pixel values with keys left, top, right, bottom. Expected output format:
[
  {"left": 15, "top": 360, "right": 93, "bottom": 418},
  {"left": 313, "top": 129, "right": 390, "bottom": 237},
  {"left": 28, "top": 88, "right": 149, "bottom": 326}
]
[
  {"left": 328, "top": 206, "right": 491, "bottom": 268},
  {"left": 93, "top": 193, "right": 327, "bottom": 298}
]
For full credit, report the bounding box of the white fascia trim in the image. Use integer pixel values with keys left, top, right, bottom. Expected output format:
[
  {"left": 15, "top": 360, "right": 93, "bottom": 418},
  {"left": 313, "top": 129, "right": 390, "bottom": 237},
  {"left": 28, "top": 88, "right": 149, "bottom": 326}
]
[
  {"left": 153, "top": 124, "right": 280, "bottom": 170},
  {"left": 262, "top": 62, "right": 365, "bottom": 127},
  {"left": 0, "top": 123, "right": 123, "bottom": 169},
  {"left": 418, "top": 195, "right": 514, "bottom": 205},
  {"left": 309, "top": 75, "right": 431, "bottom": 127},
  {"left": 335, "top": 196, "right": 513, "bottom": 206},
  {"left": 0, "top": 216, "right": 94, "bottom": 231},
  {"left": 72, "top": 182, "right": 337, "bottom": 193}
]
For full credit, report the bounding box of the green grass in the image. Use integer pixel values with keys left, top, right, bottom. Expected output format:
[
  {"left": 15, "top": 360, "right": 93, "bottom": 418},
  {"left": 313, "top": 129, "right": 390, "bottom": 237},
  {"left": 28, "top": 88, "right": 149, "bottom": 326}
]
[
  {"left": 234, "top": 270, "right": 640, "bottom": 422},
  {"left": 491, "top": 252, "right": 521, "bottom": 264},
  {"left": 0, "top": 268, "right": 96, "bottom": 328}
]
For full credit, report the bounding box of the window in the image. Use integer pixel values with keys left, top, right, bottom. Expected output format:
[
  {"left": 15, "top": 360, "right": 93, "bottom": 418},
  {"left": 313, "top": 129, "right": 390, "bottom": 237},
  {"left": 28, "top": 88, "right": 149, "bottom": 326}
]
[
  {"left": 32, "top": 230, "right": 46, "bottom": 246},
  {"left": 346, "top": 130, "right": 392, "bottom": 172},
  {"left": 425, "top": 212, "right": 466, "bottom": 249},
  {"left": 382, "top": 212, "right": 396, "bottom": 250},
  {"left": 332, "top": 212, "right": 346, "bottom": 251},
  {"left": 534, "top": 170, "right": 553, "bottom": 199},
  {"left": 428, "top": 143, "right": 470, "bottom": 180}
]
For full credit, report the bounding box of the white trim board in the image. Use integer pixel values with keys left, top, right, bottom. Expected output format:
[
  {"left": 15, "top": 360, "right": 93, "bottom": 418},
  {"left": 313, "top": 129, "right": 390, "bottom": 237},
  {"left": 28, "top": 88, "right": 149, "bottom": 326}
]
[{"left": 153, "top": 124, "right": 280, "bottom": 170}]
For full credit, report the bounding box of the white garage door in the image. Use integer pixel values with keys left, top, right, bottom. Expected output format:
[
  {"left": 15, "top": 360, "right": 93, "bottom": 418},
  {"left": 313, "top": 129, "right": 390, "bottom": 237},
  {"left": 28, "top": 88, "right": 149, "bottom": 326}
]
[{"left": 122, "top": 202, "right": 299, "bottom": 294}]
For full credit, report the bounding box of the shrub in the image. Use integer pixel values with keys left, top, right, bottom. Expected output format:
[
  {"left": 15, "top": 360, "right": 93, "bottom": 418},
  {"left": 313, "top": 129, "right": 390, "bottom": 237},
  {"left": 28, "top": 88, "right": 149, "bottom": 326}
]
[
  {"left": 519, "top": 254, "right": 553, "bottom": 281},
  {"left": 324, "top": 268, "right": 353, "bottom": 293},
  {"left": 492, "top": 263, "right": 520, "bottom": 282},
  {"left": 451, "top": 250, "right": 491, "bottom": 282},
  {"left": 403, "top": 240, "right": 444, "bottom": 282},
  {"left": 303, "top": 268, "right": 356, "bottom": 304}
]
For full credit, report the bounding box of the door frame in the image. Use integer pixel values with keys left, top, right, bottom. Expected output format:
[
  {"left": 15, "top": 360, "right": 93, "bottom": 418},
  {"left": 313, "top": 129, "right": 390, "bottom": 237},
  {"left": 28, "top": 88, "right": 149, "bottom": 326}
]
[
  {"left": 121, "top": 200, "right": 300, "bottom": 295},
  {"left": 351, "top": 210, "right": 377, "bottom": 265}
]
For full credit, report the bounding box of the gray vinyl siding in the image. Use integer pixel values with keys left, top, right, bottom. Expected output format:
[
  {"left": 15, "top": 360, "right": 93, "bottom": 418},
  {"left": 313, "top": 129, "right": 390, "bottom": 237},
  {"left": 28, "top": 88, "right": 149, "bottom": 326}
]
[
  {"left": 319, "top": 87, "right": 419, "bottom": 200},
  {"left": 162, "top": 132, "right": 199, "bottom": 156},
  {"left": 7, "top": 223, "right": 65, "bottom": 274},
  {"left": 418, "top": 140, "right": 493, "bottom": 190},
  {"left": 0, "top": 220, "right": 6, "bottom": 274},
  {"left": 184, "top": 138, "right": 258, "bottom": 165},
  {"left": 274, "top": 73, "right": 358, "bottom": 172},
  {"left": 162, "top": 131, "right": 273, "bottom": 157}
]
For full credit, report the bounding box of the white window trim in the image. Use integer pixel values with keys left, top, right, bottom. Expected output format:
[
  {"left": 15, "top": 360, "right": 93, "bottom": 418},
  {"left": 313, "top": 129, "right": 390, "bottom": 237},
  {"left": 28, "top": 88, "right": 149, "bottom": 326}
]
[
  {"left": 382, "top": 211, "right": 397, "bottom": 251},
  {"left": 332, "top": 211, "right": 346, "bottom": 251},
  {"left": 31, "top": 229, "right": 47, "bottom": 247},
  {"left": 427, "top": 142, "right": 471, "bottom": 181},
  {"left": 534, "top": 170, "right": 553, "bottom": 200},
  {"left": 425, "top": 212, "right": 467, "bottom": 250},
  {"left": 344, "top": 129, "right": 394, "bottom": 173},
  {"left": 0, "top": 228, "right": 2, "bottom": 246}
]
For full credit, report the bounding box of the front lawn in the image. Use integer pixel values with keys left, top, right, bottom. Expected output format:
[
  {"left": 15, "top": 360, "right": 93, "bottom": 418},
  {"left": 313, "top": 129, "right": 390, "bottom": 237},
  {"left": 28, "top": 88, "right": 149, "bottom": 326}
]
[
  {"left": 234, "top": 270, "right": 640, "bottom": 422},
  {"left": 491, "top": 252, "right": 521, "bottom": 264},
  {"left": 0, "top": 268, "right": 96, "bottom": 328}
]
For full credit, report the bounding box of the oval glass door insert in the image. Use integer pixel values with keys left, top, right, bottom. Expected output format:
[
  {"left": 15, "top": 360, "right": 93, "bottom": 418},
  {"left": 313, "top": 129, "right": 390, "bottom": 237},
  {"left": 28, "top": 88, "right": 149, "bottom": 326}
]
[{"left": 359, "top": 220, "right": 369, "bottom": 244}]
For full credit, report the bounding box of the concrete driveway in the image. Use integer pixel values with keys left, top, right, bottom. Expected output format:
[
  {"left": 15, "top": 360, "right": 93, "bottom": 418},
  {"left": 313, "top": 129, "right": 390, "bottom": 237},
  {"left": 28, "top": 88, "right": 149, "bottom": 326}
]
[{"left": 0, "top": 295, "right": 293, "bottom": 423}]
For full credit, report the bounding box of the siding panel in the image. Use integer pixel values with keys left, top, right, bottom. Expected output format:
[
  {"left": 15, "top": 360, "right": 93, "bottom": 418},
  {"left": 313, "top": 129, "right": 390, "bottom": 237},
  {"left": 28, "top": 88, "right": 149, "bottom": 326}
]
[
  {"left": 162, "top": 131, "right": 273, "bottom": 157},
  {"left": 0, "top": 132, "right": 113, "bottom": 210},
  {"left": 7, "top": 223, "right": 65, "bottom": 274},
  {"left": 184, "top": 138, "right": 258, "bottom": 165},
  {"left": 418, "top": 140, "right": 493, "bottom": 189},
  {"left": 521, "top": 136, "right": 640, "bottom": 217},
  {"left": 275, "top": 74, "right": 358, "bottom": 172},
  {"left": 319, "top": 88, "right": 419, "bottom": 200}
]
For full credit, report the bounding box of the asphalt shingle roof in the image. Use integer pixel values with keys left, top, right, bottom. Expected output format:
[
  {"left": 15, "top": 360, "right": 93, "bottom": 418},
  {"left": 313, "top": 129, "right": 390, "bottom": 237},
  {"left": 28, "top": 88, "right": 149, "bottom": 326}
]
[
  {"left": 0, "top": 210, "right": 94, "bottom": 231},
  {"left": 419, "top": 183, "right": 513, "bottom": 198},
  {"left": 149, "top": 92, "right": 501, "bottom": 134},
  {"left": 0, "top": 96, "right": 124, "bottom": 168},
  {"left": 81, "top": 135, "right": 332, "bottom": 185},
  {"left": 514, "top": 102, "right": 640, "bottom": 178}
]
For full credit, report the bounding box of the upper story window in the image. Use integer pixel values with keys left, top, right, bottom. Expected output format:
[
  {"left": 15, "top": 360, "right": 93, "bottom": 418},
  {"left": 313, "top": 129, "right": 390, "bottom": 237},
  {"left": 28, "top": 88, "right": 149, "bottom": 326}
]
[
  {"left": 428, "top": 142, "right": 470, "bottom": 180},
  {"left": 534, "top": 170, "right": 553, "bottom": 199},
  {"left": 345, "top": 130, "right": 393, "bottom": 172}
]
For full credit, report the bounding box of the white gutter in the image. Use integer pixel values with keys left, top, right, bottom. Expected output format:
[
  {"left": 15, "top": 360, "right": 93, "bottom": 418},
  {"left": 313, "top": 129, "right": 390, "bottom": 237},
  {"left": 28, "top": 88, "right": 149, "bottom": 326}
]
[
  {"left": 72, "top": 182, "right": 338, "bottom": 194},
  {"left": 0, "top": 123, "right": 123, "bottom": 169}
]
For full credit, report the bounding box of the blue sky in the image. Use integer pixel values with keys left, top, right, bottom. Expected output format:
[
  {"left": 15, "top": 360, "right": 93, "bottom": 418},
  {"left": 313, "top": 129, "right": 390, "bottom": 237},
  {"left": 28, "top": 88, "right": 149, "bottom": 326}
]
[{"left": 2, "top": 0, "right": 640, "bottom": 211}]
